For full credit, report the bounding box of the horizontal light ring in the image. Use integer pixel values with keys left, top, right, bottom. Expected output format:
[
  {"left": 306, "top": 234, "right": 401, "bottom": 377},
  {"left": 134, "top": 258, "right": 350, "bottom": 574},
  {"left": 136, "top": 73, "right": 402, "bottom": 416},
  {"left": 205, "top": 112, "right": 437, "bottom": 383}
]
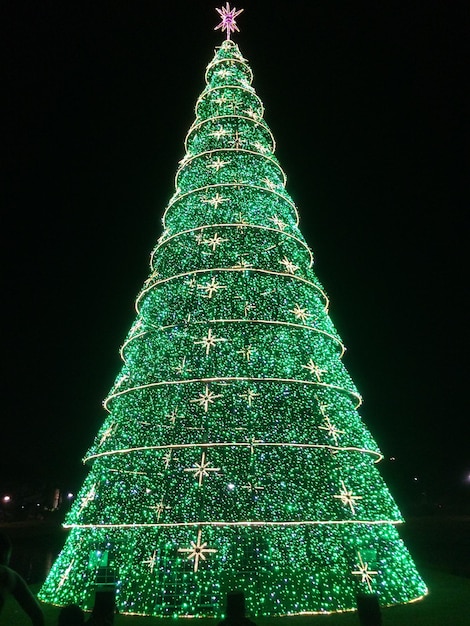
[
  {"left": 64, "top": 518, "right": 400, "bottom": 530},
  {"left": 85, "top": 442, "right": 379, "bottom": 465},
  {"left": 195, "top": 84, "right": 260, "bottom": 119},
  {"left": 174, "top": 146, "right": 287, "bottom": 190},
  {"left": 120, "top": 318, "right": 344, "bottom": 363},
  {"left": 162, "top": 182, "right": 299, "bottom": 226},
  {"left": 103, "top": 375, "right": 361, "bottom": 413},
  {"left": 150, "top": 222, "right": 314, "bottom": 268},
  {"left": 204, "top": 58, "right": 253, "bottom": 84},
  {"left": 184, "top": 114, "right": 274, "bottom": 153},
  {"left": 136, "top": 268, "right": 329, "bottom": 313}
]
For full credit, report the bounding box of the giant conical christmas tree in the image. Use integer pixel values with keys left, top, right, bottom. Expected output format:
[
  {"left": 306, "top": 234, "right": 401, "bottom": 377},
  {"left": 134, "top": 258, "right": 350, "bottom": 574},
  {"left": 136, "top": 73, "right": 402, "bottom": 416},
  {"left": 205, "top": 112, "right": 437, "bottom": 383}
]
[{"left": 39, "top": 5, "right": 427, "bottom": 618}]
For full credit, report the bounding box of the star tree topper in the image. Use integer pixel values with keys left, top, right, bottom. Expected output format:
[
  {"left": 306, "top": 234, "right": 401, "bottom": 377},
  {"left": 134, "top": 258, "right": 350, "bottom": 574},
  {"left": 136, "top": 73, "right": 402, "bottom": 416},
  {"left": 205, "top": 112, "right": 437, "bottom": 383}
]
[{"left": 215, "top": 3, "right": 244, "bottom": 40}]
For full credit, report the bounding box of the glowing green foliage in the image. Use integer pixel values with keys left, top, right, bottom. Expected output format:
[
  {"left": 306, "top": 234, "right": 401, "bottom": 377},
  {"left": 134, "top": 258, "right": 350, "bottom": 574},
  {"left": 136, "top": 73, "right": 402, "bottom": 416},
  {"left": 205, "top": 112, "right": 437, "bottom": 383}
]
[{"left": 39, "top": 40, "right": 427, "bottom": 617}]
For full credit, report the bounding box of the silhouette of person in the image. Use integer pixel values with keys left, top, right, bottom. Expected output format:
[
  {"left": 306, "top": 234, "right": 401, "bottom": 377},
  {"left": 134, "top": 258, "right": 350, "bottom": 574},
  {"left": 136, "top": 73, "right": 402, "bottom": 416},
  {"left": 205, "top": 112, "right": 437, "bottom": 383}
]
[
  {"left": 85, "top": 586, "right": 115, "bottom": 625},
  {"left": 58, "top": 603, "right": 86, "bottom": 625},
  {"left": 217, "top": 591, "right": 256, "bottom": 626},
  {"left": 0, "top": 530, "right": 45, "bottom": 626}
]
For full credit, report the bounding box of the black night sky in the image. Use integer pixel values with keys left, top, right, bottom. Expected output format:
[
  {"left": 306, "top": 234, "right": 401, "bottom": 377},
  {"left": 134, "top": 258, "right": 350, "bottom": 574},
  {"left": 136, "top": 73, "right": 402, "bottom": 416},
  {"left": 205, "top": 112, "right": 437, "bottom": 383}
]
[{"left": 1, "top": 1, "right": 468, "bottom": 513}]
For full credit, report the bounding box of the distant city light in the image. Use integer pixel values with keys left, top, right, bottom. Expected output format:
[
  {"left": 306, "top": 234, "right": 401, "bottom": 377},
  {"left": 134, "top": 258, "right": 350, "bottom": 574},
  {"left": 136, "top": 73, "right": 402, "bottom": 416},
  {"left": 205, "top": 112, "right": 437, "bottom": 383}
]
[
  {"left": 2, "top": 495, "right": 11, "bottom": 503},
  {"left": 67, "top": 493, "right": 74, "bottom": 499}
]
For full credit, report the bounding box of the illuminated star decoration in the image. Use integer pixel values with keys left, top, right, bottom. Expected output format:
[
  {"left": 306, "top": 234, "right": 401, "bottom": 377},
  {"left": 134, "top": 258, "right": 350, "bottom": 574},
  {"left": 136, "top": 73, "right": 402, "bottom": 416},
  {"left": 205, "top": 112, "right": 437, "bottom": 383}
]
[
  {"left": 198, "top": 277, "right": 226, "bottom": 298},
  {"left": 302, "top": 358, "right": 326, "bottom": 381},
  {"left": 279, "top": 257, "right": 299, "bottom": 274},
  {"left": 148, "top": 499, "right": 171, "bottom": 522},
  {"left": 231, "top": 130, "right": 244, "bottom": 149},
  {"left": 194, "top": 328, "right": 227, "bottom": 355},
  {"left": 178, "top": 528, "right": 217, "bottom": 572},
  {"left": 352, "top": 551, "right": 378, "bottom": 592},
  {"left": 262, "top": 176, "right": 277, "bottom": 190},
  {"left": 99, "top": 422, "right": 116, "bottom": 446},
  {"left": 244, "top": 302, "right": 255, "bottom": 316},
  {"left": 254, "top": 140, "right": 268, "bottom": 153},
  {"left": 163, "top": 449, "right": 177, "bottom": 469},
  {"left": 333, "top": 480, "right": 363, "bottom": 515},
  {"left": 190, "top": 385, "right": 223, "bottom": 412},
  {"left": 244, "top": 107, "right": 260, "bottom": 121},
  {"left": 239, "top": 388, "right": 260, "bottom": 407},
  {"left": 290, "top": 304, "right": 312, "bottom": 323},
  {"left": 247, "top": 437, "right": 262, "bottom": 455},
  {"left": 184, "top": 450, "right": 221, "bottom": 486},
  {"left": 215, "top": 3, "right": 244, "bottom": 40},
  {"left": 214, "top": 95, "right": 228, "bottom": 106},
  {"left": 78, "top": 484, "right": 96, "bottom": 513},
  {"left": 166, "top": 408, "right": 184, "bottom": 425},
  {"left": 207, "top": 157, "right": 230, "bottom": 172},
  {"left": 203, "top": 192, "right": 229, "bottom": 208},
  {"left": 174, "top": 356, "right": 192, "bottom": 375},
  {"left": 269, "top": 215, "right": 287, "bottom": 230},
  {"left": 236, "top": 212, "right": 248, "bottom": 228},
  {"left": 210, "top": 126, "right": 230, "bottom": 141},
  {"left": 318, "top": 416, "right": 345, "bottom": 444},
  {"left": 57, "top": 560, "right": 74, "bottom": 588},
  {"left": 143, "top": 550, "right": 157, "bottom": 573},
  {"left": 233, "top": 257, "right": 253, "bottom": 271},
  {"left": 203, "top": 232, "right": 229, "bottom": 251},
  {"left": 237, "top": 344, "right": 253, "bottom": 361},
  {"left": 241, "top": 481, "right": 264, "bottom": 493},
  {"left": 216, "top": 68, "right": 232, "bottom": 79}
]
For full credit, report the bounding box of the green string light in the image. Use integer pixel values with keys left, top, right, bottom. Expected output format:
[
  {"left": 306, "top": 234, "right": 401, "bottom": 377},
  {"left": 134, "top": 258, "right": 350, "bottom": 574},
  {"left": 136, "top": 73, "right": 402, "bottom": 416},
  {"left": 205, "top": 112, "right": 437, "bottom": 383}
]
[{"left": 39, "top": 38, "right": 427, "bottom": 618}]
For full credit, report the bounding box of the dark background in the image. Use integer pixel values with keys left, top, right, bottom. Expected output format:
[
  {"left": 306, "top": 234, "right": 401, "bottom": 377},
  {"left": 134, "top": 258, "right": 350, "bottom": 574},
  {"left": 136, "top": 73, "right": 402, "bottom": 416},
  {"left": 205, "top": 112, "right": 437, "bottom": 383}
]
[{"left": 1, "top": 1, "right": 468, "bottom": 514}]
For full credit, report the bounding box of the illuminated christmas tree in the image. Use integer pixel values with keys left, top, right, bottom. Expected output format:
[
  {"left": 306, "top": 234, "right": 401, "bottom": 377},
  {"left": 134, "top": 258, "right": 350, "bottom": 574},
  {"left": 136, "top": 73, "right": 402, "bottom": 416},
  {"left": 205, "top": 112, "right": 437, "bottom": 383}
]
[{"left": 39, "top": 4, "right": 427, "bottom": 618}]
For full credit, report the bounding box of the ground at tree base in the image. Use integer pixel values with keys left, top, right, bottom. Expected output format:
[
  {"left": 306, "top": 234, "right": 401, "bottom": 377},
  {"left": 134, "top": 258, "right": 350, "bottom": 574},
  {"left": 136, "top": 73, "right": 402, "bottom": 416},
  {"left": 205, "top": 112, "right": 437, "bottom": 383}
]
[{"left": 1, "top": 567, "right": 468, "bottom": 626}]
